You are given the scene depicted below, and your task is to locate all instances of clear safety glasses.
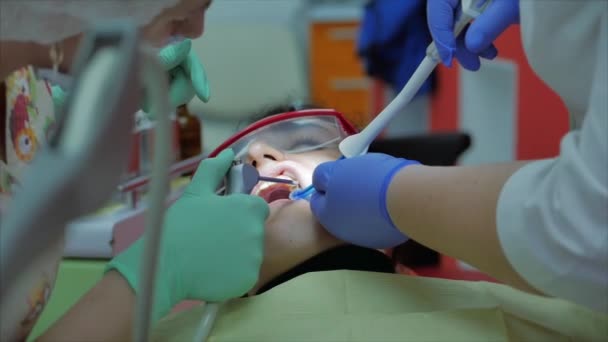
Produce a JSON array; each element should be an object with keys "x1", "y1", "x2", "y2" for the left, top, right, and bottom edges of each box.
[{"x1": 208, "y1": 109, "x2": 357, "y2": 159}]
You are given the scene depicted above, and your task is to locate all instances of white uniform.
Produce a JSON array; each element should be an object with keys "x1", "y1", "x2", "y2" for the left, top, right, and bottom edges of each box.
[{"x1": 497, "y1": 0, "x2": 608, "y2": 312}]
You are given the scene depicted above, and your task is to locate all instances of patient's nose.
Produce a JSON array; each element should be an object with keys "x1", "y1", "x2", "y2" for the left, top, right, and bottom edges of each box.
[{"x1": 247, "y1": 141, "x2": 285, "y2": 168}]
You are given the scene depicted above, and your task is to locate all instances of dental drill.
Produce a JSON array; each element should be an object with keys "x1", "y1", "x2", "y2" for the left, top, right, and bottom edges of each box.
[
  {"x1": 0, "y1": 21, "x2": 172, "y2": 342},
  {"x1": 194, "y1": 161, "x2": 297, "y2": 342},
  {"x1": 290, "y1": 0, "x2": 493, "y2": 200}
]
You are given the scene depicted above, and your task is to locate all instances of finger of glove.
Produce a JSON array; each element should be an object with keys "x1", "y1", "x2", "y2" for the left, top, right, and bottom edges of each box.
[
  {"x1": 189, "y1": 149, "x2": 236, "y2": 195},
  {"x1": 168, "y1": 68, "x2": 195, "y2": 108},
  {"x1": 50, "y1": 85, "x2": 67, "y2": 111},
  {"x1": 427, "y1": 0, "x2": 460, "y2": 66},
  {"x1": 478, "y1": 44, "x2": 498, "y2": 60},
  {"x1": 186, "y1": 51, "x2": 210, "y2": 102},
  {"x1": 455, "y1": 34, "x2": 481, "y2": 71},
  {"x1": 310, "y1": 192, "x2": 328, "y2": 224},
  {"x1": 158, "y1": 39, "x2": 192, "y2": 70},
  {"x1": 465, "y1": 0, "x2": 517, "y2": 54},
  {"x1": 312, "y1": 161, "x2": 337, "y2": 193}
]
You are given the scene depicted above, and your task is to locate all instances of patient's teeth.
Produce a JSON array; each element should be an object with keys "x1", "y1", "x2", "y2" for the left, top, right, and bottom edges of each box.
[{"x1": 253, "y1": 174, "x2": 299, "y2": 196}]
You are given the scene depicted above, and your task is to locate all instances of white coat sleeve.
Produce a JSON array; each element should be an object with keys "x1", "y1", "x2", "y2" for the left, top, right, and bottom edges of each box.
[{"x1": 496, "y1": 15, "x2": 608, "y2": 313}]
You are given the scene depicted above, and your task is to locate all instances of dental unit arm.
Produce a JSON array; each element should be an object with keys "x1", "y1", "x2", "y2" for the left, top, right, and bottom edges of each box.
[
  {"x1": 290, "y1": 0, "x2": 492, "y2": 200},
  {"x1": 0, "y1": 21, "x2": 172, "y2": 342}
]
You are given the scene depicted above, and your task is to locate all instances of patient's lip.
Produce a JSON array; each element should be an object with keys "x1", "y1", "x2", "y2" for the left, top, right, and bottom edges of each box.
[{"x1": 253, "y1": 162, "x2": 306, "y2": 195}]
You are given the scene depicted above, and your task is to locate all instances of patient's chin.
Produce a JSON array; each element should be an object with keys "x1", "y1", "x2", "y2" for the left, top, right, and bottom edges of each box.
[
  {"x1": 256, "y1": 199, "x2": 342, "y2": 293},
  {"x1": 266, "y1": 200, "x2": 312, "y2": 229},
  {"x1": 264, "y1": 199, "x2": 340, "y2": 248}
]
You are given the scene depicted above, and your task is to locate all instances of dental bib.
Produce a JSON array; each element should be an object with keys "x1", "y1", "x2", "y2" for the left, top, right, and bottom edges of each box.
[{"x1": 152, "y1": 270, "x2": 608, "y2": 342}]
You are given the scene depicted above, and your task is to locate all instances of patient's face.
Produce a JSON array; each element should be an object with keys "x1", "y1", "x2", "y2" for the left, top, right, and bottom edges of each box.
[{"x1": 245, "y1": 141, "x2": 343, "y2": 289}]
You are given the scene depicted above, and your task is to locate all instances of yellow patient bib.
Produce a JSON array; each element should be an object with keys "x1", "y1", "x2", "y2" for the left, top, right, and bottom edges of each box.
[{"x1": 152, "y1": 270, "x2": 608, "y2": 342}]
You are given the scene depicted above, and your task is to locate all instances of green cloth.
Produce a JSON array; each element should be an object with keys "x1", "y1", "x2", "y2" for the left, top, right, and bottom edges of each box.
[{"x1": 152, "y1": 270, "x2": 608, "y2": 341}]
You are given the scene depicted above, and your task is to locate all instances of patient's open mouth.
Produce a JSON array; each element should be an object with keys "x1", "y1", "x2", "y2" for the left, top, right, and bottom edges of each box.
[
  {"x1": 258, "y1": 184, "x2": 293, "y2": 203},
  {"x1": 254, "y1": 175, "x2": 299, "y2": 204}
]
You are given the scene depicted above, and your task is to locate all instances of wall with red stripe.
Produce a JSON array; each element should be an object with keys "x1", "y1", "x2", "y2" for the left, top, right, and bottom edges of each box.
[{"x1": 430, "y1": 26, "x2": 569, "y2": 161}]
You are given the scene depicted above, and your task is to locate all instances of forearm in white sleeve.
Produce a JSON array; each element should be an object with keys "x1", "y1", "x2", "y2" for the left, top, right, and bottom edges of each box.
[{"x1": 497, "y1": 17, "x2": 608, "y2": 312}]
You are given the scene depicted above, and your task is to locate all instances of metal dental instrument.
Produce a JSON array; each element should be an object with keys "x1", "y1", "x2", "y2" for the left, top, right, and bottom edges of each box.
[
  {"x1": 259, "y1": 175, "x2": 296, "y2": 185},
  {"x1": 290, "y1": 0, "x2": 493, "y2": 201}
]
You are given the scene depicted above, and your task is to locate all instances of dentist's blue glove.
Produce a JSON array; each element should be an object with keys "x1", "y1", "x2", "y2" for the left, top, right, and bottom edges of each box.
[
  {"x1": 428, "y1": 0, "x2": 520, "y2": 70},
  {"x1": 310, "y1": 153, "x2": 419, "y2": 249}
]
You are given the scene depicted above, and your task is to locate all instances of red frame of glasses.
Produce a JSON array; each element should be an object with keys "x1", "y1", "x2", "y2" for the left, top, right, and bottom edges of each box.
[{"x1": 208, "y1": 109, "x2": 358, "y2": 158}]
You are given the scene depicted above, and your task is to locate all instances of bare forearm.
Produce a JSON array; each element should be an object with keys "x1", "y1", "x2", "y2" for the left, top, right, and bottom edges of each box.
[
  {"x1": 386, "y1": 162, "x2": 540, "y2": 294},
  {"x1": 37, "y1": 271, "x2": 135, "y2": 342}
]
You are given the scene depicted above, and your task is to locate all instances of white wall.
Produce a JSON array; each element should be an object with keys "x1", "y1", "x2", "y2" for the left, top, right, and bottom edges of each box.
[
  {"x1": 459, "y1": 59, "x2": 517, "y2": 165},
  {"x1": 205, "y1": 0, "x2": 305, "y2": 24}
]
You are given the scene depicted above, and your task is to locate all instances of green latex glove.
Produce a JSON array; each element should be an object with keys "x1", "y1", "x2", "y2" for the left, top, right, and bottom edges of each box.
[
  {"x1": 50, "y1": 85, "x2": 67, "y2": 114},
  {"x1": 142, "y1": 39, "x2": 210, "y2": 113},
  {"x1": 106, "y1": 149, "x2": 269, "y2": 322}
]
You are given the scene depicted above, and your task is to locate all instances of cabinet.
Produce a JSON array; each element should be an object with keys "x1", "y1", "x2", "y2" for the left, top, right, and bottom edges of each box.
[{"x1": 309, "y1": 20, "x2": 372, "y2": 129}]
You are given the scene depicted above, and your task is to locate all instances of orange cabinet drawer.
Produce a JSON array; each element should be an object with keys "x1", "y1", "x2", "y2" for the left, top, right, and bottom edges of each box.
[
  {"x1": 310, "y1": 22, "x2": 362, "y2": 67},
  {"x1": 312, "y1": 75, "x2": 372, "y2": 128},
  {"x1": 310, "y1": 21, "x2": 372, "y2": 128}
]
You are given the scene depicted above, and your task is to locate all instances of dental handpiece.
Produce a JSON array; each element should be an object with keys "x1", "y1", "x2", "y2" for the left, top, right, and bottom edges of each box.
[
  {"x1": 196, "y1": 161, "x2": 296, "y2": 342},
  {"x1": 290, "y1": 0, "x2": 492, "y2": 202}
]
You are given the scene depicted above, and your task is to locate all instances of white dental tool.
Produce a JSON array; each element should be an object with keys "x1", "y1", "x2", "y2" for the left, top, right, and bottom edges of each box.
[{"x1": 339, "y1": 0, "x2": 492, "y2": 158}]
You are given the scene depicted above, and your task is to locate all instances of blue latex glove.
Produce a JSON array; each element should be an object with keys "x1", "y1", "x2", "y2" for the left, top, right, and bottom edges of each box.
[
  {"x1": 310, "y1": 153, "x2": 419, "y2": 249},
  {"x1": 427, "y1": 0, "x2": 520, "y2": 71}
]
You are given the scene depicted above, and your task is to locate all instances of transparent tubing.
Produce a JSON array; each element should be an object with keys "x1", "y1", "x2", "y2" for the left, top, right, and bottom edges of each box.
[
  {"x1": 132, "y1": 47, "x2": 172, "y2": 342},
  {"x1": 193, "y1": 302, "x2": 221, "y2": 342}
]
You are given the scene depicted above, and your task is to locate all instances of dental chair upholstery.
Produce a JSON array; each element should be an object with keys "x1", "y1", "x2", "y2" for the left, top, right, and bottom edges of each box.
[{"x1": 369, "y1": 132, "x2": 472, "y2": 167}]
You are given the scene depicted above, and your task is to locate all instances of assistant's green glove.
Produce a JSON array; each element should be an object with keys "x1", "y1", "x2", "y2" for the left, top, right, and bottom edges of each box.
[
  {"x1": 106, "y1": 149, "x2": 269, "y2": 322},
  {"x1": 50, "y1": 85, "x2": 67, "y2": 114},
  {"x1": 142, "y1": 39, "x2": 210, "y2": 113}
]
